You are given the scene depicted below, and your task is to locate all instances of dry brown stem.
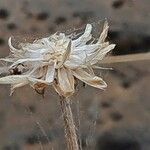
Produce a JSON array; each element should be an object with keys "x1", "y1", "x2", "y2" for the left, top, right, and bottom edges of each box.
[
  {"x1": 101, "y1": 52, "x2": 150, "y2": 64},
  {"x1": 60, "y1": 97, "x2": 79, "y2": 150}
]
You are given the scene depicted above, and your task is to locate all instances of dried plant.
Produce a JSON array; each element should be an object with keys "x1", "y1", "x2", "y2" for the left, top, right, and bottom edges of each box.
[{"x1": 0, "y1": 21, "x2": 115, "y2": 150}]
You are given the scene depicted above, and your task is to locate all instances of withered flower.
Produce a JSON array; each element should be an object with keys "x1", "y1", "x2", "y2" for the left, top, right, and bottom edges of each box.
[{"x1": 0, "y1": 21, "x2": 115, "y2": 97}]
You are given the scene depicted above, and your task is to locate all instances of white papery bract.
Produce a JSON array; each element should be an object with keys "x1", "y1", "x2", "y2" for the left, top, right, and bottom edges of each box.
[{"x1": 0, "y1": 21, "x2": 115, "y2": 97}]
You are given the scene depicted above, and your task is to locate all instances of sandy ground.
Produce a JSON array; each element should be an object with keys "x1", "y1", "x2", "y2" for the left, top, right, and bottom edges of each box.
[{"x1": 0, "y1": 0, "x2": 150, "y2": 149}]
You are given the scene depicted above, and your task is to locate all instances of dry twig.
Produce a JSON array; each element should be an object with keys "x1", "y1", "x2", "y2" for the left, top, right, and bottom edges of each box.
[{"x1": 101, "y1": 52, "x2": 150, "y2": 64}]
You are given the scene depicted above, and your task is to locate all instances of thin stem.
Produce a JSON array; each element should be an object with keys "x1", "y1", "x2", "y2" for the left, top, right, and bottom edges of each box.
[
  {"x1": 101, "y1": 52, "x2": 150, "y2": 64},
  {"x1": 60, "y1": 97, "x2": 79, "y2": 150}
]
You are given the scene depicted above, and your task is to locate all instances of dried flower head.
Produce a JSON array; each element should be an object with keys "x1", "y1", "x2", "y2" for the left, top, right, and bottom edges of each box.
[{"x1": 0, "y1": 21, "x2": 115, "y2": 97}]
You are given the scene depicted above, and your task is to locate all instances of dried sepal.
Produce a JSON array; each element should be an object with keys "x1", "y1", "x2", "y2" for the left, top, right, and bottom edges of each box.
[
  {"x1": 72, "y1": 68, "x2": 107, "y2": 89},
  {"x1": 53, "y1": 67, "x2": 74, "y2": 97}
]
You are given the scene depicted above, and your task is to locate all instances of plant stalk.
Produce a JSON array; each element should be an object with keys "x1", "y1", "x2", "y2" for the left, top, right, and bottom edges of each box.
[
  {"x1": 60, "y1": 97, "x2": 79, "y2": 150},
  {"x1": 101, "y1": 52, "x2": 150, "y2": 64}
]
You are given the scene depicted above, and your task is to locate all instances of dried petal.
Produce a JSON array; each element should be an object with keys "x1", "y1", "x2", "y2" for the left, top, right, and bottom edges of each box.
[
  {"x1": 88, "y1": 44, "x2": 116, "y2": 65},
  {"x1": 73, "y1": 24, "x2": 92, "y2": 47},
  {"x1": 56, "y1": 40, "x2": 72, "y2": 69},
  {"x1": 10, "y1": 58, "x2": 44, "y2": 68},
  {"x1": 65, "y1": 42, "x2": 109, "y2": 68},
  {"x1": 72, "y1": 68, "x2": 107, "y2": 89},
  {"x1": 0, "y1": 75, "x2": 29, "y2": 84},
  {"x1": 45, "y1": 62, "x2": 56, "y2": 83},
  {"x1": 8, "y1": 37, "x2": 19, "y2": 53},
  {"x1": 10, "y1": 81, "x2": 28, "y2": 95},
  {"x1": 98, "y1": 20, "x2": 109, "y2": 43},
  {"x1": 28, "y1": 77, "x2": 49, "y2": 85}
]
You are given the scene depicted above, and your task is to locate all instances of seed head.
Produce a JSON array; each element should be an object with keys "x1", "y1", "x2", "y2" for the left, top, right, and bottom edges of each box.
[{"x1": 0, "y1": 21, "x2": 115, "y2": 97}]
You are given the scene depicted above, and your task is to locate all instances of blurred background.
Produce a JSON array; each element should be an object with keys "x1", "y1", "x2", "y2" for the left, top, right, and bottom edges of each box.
[{"x1": 0, "y1": 0, "x2": 150, "y2": 149}]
